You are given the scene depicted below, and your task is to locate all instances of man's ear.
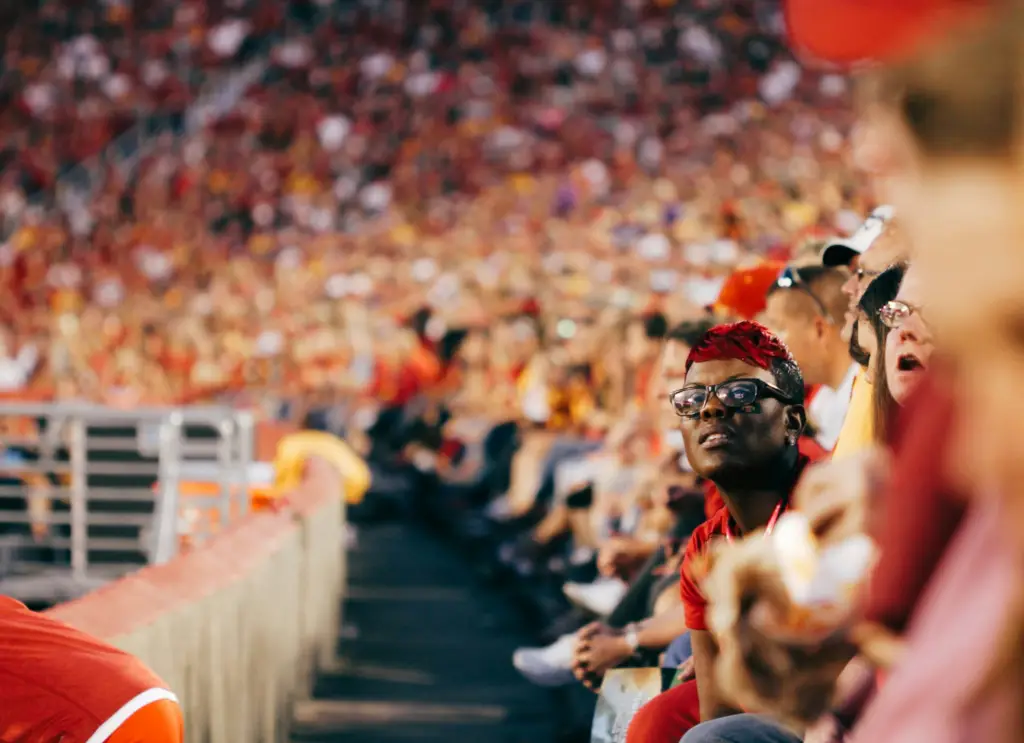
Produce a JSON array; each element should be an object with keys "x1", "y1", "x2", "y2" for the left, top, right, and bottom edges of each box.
[
  {"x1": 813, "y1": 315, "x2": 830, "y2": 340},
  {"x1": 785, "y1": 404, "x2": 807, "y2": 439}
]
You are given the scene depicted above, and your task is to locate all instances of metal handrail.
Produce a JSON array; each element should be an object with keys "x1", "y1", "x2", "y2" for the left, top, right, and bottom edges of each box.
[
  {"x1": 0, "y1": 402, "x2": 256, "y2": 604},
  {"x1": 151, "y1": 412, "x2": 183, "y2": 565}
]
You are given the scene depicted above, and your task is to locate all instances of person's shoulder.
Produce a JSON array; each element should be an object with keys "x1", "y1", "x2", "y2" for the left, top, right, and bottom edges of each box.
[
  {"x1": 797, "y1": 435, "x2": 830, "y2": 464},
  {"x1": 687, "y1": 505, "x2": 729, "y2": 555}
]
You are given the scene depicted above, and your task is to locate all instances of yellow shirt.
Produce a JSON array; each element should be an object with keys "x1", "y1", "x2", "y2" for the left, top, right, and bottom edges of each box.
[{"x1": 831, "y1": 370, "x2": 875, "y2": 459}]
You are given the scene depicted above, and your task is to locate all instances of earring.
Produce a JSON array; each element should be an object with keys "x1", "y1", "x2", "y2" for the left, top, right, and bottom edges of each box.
[{"x1": 787, "y1": 433, "x2": 797, "y2": 446}]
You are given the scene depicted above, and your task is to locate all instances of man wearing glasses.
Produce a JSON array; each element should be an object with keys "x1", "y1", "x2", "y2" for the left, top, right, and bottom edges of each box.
[
  {"x1": 764, "y1": 266, "x2": 856, "y2": 451},
  {"x1": 820, "y1": 206, "x2": 909, "y2": 457},
  {"x1": 619, "y1": 321, "x2": 825, "y2": 743}
]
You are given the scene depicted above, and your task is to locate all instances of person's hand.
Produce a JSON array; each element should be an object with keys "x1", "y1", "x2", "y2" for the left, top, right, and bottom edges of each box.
[
  {"x1": 702, "y1": 536, "x2": 859, "y2": 726},
  {"x1": 792, "y1": 449, "x2": 890, "y2": 546},
  {"x1": 675, "y1": 655, "x2": 695, "y2": 682},
  {"x1": 596, "y1": 537, "x2": 630, "y2": 577},
  {"x1": 572, "y1": 622, "x2": 633, "y2": 691}
]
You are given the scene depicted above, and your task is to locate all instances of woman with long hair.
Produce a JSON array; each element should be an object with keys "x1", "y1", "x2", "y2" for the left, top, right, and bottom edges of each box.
[{"x1": 853, "y1": 264, "x2": 906, "y2": 443}]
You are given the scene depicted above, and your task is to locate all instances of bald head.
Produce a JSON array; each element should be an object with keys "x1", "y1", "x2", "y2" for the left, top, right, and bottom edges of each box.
[
  {"x1": 763, "y1": 266, "x2": 852, "y2": 388},
  {"x1": 766, "y1": 266, "x2": 850, "y2": 324}
]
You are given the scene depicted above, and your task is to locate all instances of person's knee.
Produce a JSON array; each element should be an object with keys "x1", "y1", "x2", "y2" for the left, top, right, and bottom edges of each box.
[
  {"x1": 625, "y1": 696, "x2": 673, "y2": 743},
  {"x1": 625, "y1": 681, "x2": 700, "y2": 743},
  {"x1": 680, "y1": 715, "x2": 802, "y2": 743},
  {"x1": 661, "y1": 632, "x2": 692, "y2": 668},
  {"x1": 680, "y1": 717, "x2": 733, "y2": 743}
]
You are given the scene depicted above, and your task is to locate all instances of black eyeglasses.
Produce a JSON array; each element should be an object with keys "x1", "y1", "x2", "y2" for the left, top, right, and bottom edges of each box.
[
  {"x1": 774, "y1": 266, "x2": 835, "y2": 323},
  {"x1": 670, "y1": 378, "x2": 796, "y2": 420},
  {"x1": 879, "y1": 300, "x2": 924, "y2": 329}
]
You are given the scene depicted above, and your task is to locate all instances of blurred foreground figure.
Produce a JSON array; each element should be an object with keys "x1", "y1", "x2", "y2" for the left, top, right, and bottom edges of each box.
[
  {"x1": 693, "y1": 2, "x2": 1024, "y2": 743},
  {"x1": 0, "y1": 597, "x2": 182, "y2": 742}
]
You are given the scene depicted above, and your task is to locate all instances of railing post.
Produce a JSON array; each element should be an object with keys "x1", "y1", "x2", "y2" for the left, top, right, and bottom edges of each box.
[
  {"x1": 236, "y1": 411, "x2": 254, "y2": 516},
  {"x1": 68, "y1": 418, "x2": 88, "y2": 582},
  {"x1": 217, "y1": 417, "x2": 236, "y2": 527},
  {"x1": 152, "y1": 412, "x2": 184, "y2": 564}
]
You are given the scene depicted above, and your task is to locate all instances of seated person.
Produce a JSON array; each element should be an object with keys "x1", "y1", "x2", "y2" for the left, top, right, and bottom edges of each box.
[
  {"x1": 564, "y1": 321, "x2": 824, "y2": 742},
  {"x1": 680, "y1": 266, "x2": 938, "y2": 743},
  {"x1": 500, "y1": 319, "x2": 710, "y2": 561},
  {"x1": 511, "y1": 458, "x2": 707, "y2": 687}
]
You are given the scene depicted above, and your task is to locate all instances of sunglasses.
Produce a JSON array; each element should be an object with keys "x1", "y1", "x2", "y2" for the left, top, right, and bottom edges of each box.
[
  {"x1": 775, "y1": 266, "x2": 834, "y2": 323},
  {"x1": 670, "y1": 378, "x2": 796, "y2": 420},
  {"x1": 879, "y1": 300, "x2": 924, "y2": 330},
  {"x1": 853, "y1": 266, "x2": 881, "y2": 282}
]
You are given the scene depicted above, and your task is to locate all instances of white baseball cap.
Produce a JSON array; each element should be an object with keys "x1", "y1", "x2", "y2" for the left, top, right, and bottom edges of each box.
[{"x1": 821, "y1": 205, "x2": 895, "y2": 267}]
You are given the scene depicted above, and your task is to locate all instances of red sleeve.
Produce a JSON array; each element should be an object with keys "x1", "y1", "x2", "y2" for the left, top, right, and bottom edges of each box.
[
  {"x1": 864, "y1": 371, "x2": 966, "y2": 632},
  {"x1": 679, "y1": 514, "x2": 724, "y2": 631}
]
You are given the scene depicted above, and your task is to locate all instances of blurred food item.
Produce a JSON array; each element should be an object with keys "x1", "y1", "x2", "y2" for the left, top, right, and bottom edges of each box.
[{"x1": 771, "y1": 512, "x2": 877, "y2": 625}]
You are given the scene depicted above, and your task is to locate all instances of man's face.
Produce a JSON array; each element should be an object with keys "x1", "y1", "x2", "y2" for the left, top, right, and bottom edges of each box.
[
  {"x1": 763, "y1": 290, "x2": 825, "y2": 386},
  {"x1": 840, "y1": 225, "x2": 910, "y2": 342},
  {"x1": 678, "y1": 358, "x2": 798, "y2": 482}
]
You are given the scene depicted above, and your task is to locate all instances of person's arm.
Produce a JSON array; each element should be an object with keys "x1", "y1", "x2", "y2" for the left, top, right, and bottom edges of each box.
[
  {"x1": 597, "y1": 535, "x2": 659, "y2": 577},
  {"x1": 690, "y1": 629, "x2": 728, "y2": 722},
  {"x1": 633, "y1": 604, "x2": 689, "y2": 648},
  {"x1": 572, "y1": 605, "x2": 691, "y2": 687},
  {"x1": 15, "y1": 342, "x2": 39, "y2": 382},
  {"x1": 676, "y1": 530, "x2": 740, "y2": 721}
]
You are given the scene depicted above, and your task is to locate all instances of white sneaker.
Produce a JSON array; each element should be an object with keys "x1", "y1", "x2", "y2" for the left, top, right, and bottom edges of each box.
[
  {"x1": 512, "y1": 632, "x2": 578, "y2": 687},
  {"x1": 563, "y1": 578, "x2": 628, "y2": 617},
  {"x1": 485, "y1": 496, "x2": 515, "y2": 520}
]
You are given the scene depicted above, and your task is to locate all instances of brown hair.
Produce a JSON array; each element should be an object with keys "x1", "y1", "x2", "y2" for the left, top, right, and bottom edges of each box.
[{"x1": 856, "y1": 264, "x2": 906, "y2": 443}]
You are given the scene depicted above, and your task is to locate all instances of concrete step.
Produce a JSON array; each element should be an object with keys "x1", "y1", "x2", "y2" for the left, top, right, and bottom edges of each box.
[{"x1": 293, "y1": 522, "x2": 561, "y2": 742}]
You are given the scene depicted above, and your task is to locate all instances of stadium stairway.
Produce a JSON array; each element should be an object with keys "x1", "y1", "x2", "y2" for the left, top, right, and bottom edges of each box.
[{"x1": 290, "y1": 522, "x2": 564, "y2": 743}]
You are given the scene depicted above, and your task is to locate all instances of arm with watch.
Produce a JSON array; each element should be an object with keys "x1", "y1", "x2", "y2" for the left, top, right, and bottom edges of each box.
[{"x1": 571, "y1": 606, "x2": 690, "y2": 690}]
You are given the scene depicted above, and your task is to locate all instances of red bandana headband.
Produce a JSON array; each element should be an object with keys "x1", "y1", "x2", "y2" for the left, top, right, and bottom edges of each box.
[{"x1": 684, "y1": 321, "x2": 795, "y2": 374}]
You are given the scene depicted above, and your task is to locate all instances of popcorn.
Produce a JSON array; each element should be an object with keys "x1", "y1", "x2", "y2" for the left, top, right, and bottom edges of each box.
[{"x1": 771, "y1": 512, "x2": 877, "y2": 619}]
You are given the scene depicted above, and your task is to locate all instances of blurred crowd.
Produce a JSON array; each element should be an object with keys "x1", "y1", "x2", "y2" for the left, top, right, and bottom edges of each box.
[
  {"x1": 10, "y1": 2, "x2": 1024, "y2": 743},
  {"x1": 0, "y1": 0, "x2": 867, "y2": 418}
]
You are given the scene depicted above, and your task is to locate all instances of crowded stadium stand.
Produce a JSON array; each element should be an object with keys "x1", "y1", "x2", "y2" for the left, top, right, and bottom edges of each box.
[{"x1": 0, "y1": 0, "x2": 895, "y2": 740}]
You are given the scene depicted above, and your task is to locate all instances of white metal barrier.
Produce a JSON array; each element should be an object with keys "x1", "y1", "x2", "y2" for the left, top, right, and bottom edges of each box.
[{"x1": 0, "y1": 403, "x2": 255, "y2": 606}]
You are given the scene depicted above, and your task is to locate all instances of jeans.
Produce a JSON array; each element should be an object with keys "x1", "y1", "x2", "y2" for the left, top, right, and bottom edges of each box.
[
  {"x1": 662, "y1": 632, "x2": 692, "y2": 669},
  {"x1": 680, "y1": 715, "x2": 803, "y2": 743}
]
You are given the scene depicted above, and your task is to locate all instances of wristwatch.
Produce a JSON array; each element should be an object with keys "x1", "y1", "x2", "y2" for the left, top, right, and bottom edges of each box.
[{"x1": 623, "y1": 622, "x2": 641, "y2": 653}]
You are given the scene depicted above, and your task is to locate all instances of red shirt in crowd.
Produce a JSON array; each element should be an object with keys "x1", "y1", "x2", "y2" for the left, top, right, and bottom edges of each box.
[
  {"x1": 684, "y1": 450, "x2": 823, "y2": 630},
  {"x1": 0, "y1": 597, "x2": 182, "y2": 742},
  {"x1": 866, "y1": 368, "x2": 966, "y2": 631}
]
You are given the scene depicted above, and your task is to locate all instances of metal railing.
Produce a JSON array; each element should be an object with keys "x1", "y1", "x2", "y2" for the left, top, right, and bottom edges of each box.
[{"x1": 0, "y1": 403, "x2": 255, "y2": 606}]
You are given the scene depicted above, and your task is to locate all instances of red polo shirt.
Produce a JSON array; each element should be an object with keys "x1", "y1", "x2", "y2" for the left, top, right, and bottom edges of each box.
[{"x1": 682, "y1": 450, "x2": 824, "y2": 631}]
